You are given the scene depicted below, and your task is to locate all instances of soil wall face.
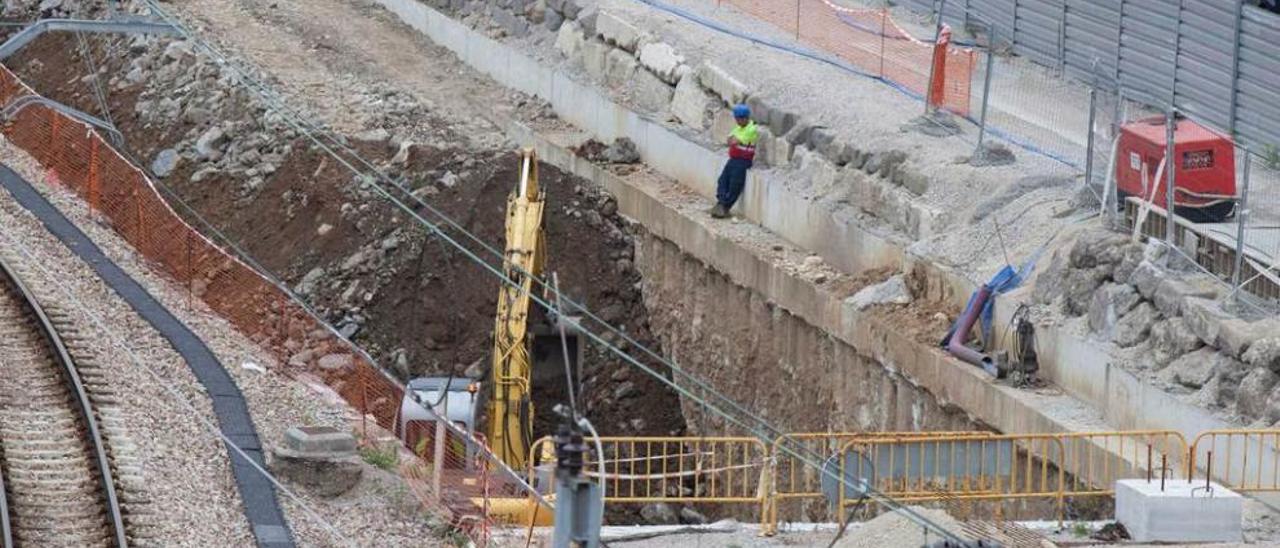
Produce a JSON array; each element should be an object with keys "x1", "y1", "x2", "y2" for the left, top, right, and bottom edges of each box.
[{"x1": 634, "y1": 232, "x2": 980, "y2": 435}]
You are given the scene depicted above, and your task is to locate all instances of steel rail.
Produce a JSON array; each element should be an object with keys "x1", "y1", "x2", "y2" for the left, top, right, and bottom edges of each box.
[{"x1": 0, "y1": 256, "x2": 127, "y2": 547}]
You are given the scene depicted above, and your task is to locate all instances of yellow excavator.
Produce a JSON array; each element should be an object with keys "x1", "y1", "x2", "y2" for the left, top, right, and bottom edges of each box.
[{"x1": 487, "y1": 148, "x2": 547, "y2": 472}]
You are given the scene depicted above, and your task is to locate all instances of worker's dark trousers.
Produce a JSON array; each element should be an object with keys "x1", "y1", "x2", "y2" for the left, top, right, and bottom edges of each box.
[{"x1": 716, "y1": 158, "x2": 752, "y2": 209}]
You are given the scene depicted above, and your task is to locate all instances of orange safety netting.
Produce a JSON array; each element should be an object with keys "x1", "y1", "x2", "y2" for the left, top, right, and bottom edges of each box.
[
  {"x1": 721, "y1": 0, "x2": 975, "y2": 116},
  {"x1": 0, "y1": 65, "x2": 540, "y2": 546}
]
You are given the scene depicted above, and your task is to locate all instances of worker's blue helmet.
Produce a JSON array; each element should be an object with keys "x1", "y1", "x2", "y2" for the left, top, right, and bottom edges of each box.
[{"x1": 732, "y1": 104, "x2": 750, "y2": 119}]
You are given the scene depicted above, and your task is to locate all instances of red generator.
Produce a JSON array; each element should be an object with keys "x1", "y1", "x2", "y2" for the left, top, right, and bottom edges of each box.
[{"x1": 1116, "y1": 115, "x2": 1236, "y2": 222}]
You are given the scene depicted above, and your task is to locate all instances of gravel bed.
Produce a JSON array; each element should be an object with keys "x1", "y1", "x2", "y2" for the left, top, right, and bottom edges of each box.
[{"x1": 0, "y1": 138, "x2": 437, "y2": 546}]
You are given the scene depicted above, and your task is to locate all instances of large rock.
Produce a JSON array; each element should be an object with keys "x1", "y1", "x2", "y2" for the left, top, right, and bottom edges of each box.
[
  {"x1": 555, "y1": 20, "x2": 585, "y2": 59},
  {"x1": 1237, "y1": 368, "x2": 1279, "y2": 420},
  {"x1": 1212, "y1": 353, "x2": 1251, "y2": 407},
  {"x1": 845, "y1": 274, "x2": 912, "y2": 311},
  {"x1": 1088, "y1": 283, "x2": 1139, "y2": 336},
  {"x1": 1113, "y1": 243, "x2": 1146, "y2": 284},
  {"x1": 582, "y1": 38, "x2": 610, "y2": 82},
  {"x1": 696, "y1": 61, "x2": 748, "y2": 105},
  {"x1": 640, "y1": 502, "x2": 678, "y2": 525},
  {"x1": 1219, "y1": 318, "x2": 1280, "y2": 359},
  {"x1": 1128, "y1": 260, "x2": 1164, "y2": 299},
  {"x1": 1114, "y1": 302, "x2": 1158, "y2": 348},
  {"x1": 596, "y1": 10, "x2": 642, "y2": 52},
  {"x1": 1244, "y1": 337, "x2": 1280, "y2": 372},
  {"x1": 1161, "y1": 347, "x2": 1219, "y2": 389},
  {"x1": 1149, "y1": 317, "x2": 1203, "y2": 367},
  {"x1": 151, "y1": 148, "x2": 180, "y2": 178},
  {"x1": 1069, "y1": 229, "x2": 1130, "y2": 272},
  {"x1": 638, "y1": 42, "x2": 684, "y2": 84},
  {"x1": 1153, "y1": 277, "x2": 1222, "y2": 318},
  {"x1": 604, "y1": 47, "x2": 638, "y2": 85},
  {"x1": 1182, "y1": 297, "x2": 1231, "y2": 347},
  {"x1": 671, "y1": 73, "x2": 717, "y2": 130},
  {"x1": 1063, "y1": 266, "x2": 1109, "y2": 316},
  {"x1": 628, "y1": 67, "x2": 674, "y2": 113},
  {"x1": 1032, "y1": 249, "x2": 1069, "y2": 305},
  {"x1": 195, "y1": 126, "x2": 229, "y2": 161}
]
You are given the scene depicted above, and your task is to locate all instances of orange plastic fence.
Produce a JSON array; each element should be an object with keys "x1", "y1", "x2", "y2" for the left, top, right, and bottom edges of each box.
[
  {"x1": 720, "y1": 0, "x2": 975, "y2": 116},
  {"x1": 0, "y1": 65, "x2": 531, "y2": 546}
]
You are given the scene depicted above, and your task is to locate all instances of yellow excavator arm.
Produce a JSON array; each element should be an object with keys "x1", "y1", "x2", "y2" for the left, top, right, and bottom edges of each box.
[{"x1": 487, "y1": 149, "x2": 546, "y2": 471}]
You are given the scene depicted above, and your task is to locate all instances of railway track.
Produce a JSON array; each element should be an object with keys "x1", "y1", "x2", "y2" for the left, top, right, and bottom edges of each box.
[{"x1": 0, "y1": 255, "x2": 131, "y2": 547}]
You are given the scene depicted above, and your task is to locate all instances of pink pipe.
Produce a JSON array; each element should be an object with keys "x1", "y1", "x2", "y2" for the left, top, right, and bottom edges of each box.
[{"x1": 947, "y1": 284, "x2": 996, "y2": 375}]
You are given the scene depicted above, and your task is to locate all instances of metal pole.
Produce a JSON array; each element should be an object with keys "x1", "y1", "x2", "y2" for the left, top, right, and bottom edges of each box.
[
  {"x1": 432, "y1": 393, "x2": 448, "y2": 501},
  {"x1": 1232, "y1": 148, "x2": 1252, "y2": 298},
  {"x1": 1114, "y1": 0, "x2": 1125, "y2": 83},
  {"x1": 1165, "y1": 108, "x2": 1178, "y2": 247},
  {"x1": 1170, "y1": 0, "x2": 1185, "y2": 108},
  {"x1": 924, "y1": 0, "x2": 949, "y2": 114},
  {"x1": 795, "y1": 0, "x2": 800, "y2": 41},
  {"x1": 1084, "y1": 86, "x2": 1098, "y2": 197},
  {"x1": 974, "y1": 23, "x2": 996, "y2": 157},
  {"x1": 1228, "y1": 0, "x2": 1245, "y2": 136}
]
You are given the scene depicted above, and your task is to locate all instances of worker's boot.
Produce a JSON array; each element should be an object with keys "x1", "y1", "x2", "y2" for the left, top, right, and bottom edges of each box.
[{"x1": 709, "y1": 204, "x2": 729, "y2": 218}]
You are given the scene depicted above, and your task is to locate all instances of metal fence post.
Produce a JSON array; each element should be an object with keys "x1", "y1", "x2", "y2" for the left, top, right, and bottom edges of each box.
[
  {"x1": 1232, "y1": 149, "x2": 1251, "y2": 298},
  {"x1": 1170, "y1": 0, "x2": 1186, "y2": 108},
  {"x1": 1084, "y1": 86, "x2": 1097, "y2": 198},
  {"x1": 1228, "y1": 0, "x2": 1245, "y2": 136},
  {"x1": 974, "y1": 23, "x2": 995, "y2": 156},
  {"x1": 1165, "y1": 108, "x2": 1178, "y2": 247},
  {"x1": 1114, "y1": 0, "x2": 1125, "y2": 83},
  {"x1": 795, "y1": 0, "x2": 800, "y2": 40}
]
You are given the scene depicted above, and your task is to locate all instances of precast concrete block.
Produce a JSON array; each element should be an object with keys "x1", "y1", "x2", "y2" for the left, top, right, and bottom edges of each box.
[
  {"x1": 597, "y1": 10, "x2": 641, "y2": 51},
  {"x1": 284, "y1": 426, "x2": 357, "y2": 455},
  {"x1": 696, "y1": 61, "x2": 747, "y2": 105},
  {"x1": 1115, "y1": 479, "x2": 1242, "y2": 543}
]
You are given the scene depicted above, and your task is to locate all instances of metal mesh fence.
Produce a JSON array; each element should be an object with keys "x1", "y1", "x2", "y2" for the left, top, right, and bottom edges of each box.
[{"x1": 720, "y1": 0, "x2": 976, "y2": 115}]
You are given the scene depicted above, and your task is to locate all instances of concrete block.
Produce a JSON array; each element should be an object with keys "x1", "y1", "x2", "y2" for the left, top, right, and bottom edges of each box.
[
  {"x1": 671, "y1": 73, "x2": 716, "y2": 130},
  {"x1": 629, "y1": 67, "x2": 674, "y2": 113},
  {"x1": 1182, "y1": 297, "x2": 1230, "y2": 347},
  {"x1": 597, "y1": 10, "x2": 641, "y2": 52},
  {"x1": 745, "y1": 95, "x2": 770, "y2": 129},
  {"x1": 581, "y1": 38, "x2": 609, "y2": 82},
  {"x1": 284, "y1": 426, "x2": 357, "y2": 455},
  {"x1": 1219, "y1": 318, "x2": 1280, "y2": 359},
  {"x1": 638, "y1": 42, "x2": 684, "y2": 84},
  {"x1": 1154, "y1": 278, "x2": 1222, "y2": 318},
  {"x1": 604, "y1": 47, "x2": 638, "y2": 86},
  {"x1": 1115, "y1": 479, "x2": 1242, "y2": 543},
  {"x1": 554, "y1": 20, "x2": 584, "y2": 59},
  {"x1": 696, "y1": 61, "x2": 748, "y2": 105}
]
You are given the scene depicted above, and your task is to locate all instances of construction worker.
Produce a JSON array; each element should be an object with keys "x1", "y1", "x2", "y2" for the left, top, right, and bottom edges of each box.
[{"x1": 710, "y1": 104, "x2": 758, "y2": 219}]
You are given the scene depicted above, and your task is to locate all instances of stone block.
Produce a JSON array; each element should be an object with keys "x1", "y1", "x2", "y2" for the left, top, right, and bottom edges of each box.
[
  {"x1": 1161, "y1": 347, "x2": 1219, "y2": 389},
  {"x1": 637, "y1": 42, "x2": 684, "y2": 84},
  {"x1": 1237, "y1": 367, "x2": 1278, "y2": 419},
  {"x1": 1063, "y1": 266, "x2": 1109, "y2": 317},
  {"x1": 604, "y1": 47, "x2": 637, "y2": 85},
  {"x1": 629, "y1": 67, "x2": 674, "y2": 113},
  {"x1": 670, "y1": 73, "x2": 716, "y2": 130},
  {"x1": 555, "y1": 20, "x2": 584, "y2": 59},
  {"x1": 768, "y1": 108, "x2": 798, "y2": 136},
  {"x1": 696, "y1": 61, "x2": 748, "y2": 105},
  {"x1": 597, "y1": 10, "x2": 641, "y2": 51},
  {"x1": 1244, "y1": 337, "x2": 1280, "y2": 372},
  {"x1": 1115, "y1": 479, "x2": 1242, "y2": 543},
  {"x1": 1219, "y1": 318, "x2": 1280, "y2": 359},
  {"x1": 745, "y1": 95, "x2": 770, "y2": 128},
  {"x1": 1069, "y1": 229, "x2": 1130, "y2": 270},
  {"x1": 1182, "y1": 297, "x2": 1230, "y2": 347},
  {"x1": 900, "y1": 170, "x2": 930, "y2": 196},
  {"x1": 285, "y1": 426, "x2": 357, "y2": 454},
  {"x1": 582, "y1": 38, "x2": 609, "y2": 82},
  {"x1": 1115, "y1": 301, "x2": 1158, "y2": 348},
  {"x1": 1129, "y1": 260, "x2": 1164, "y2": 299},
  {"x1": 1150, "y1": 317, "x2": 1203, "y2": 367},
  {"x1": 1153, "y1": 277, "x2": 1220, "y2": 318},
  {"x1": 845, "y1": 274, "x2": 912, "y2": 311},
  {"x1": 1088, "y1": 282, "x2": 1139, "y2": 336}
]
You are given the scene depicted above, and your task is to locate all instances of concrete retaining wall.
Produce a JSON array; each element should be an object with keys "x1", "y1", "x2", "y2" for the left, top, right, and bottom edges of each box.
[{"x1": 371, "y1": 0, "x2": 1271, "y2": 498}]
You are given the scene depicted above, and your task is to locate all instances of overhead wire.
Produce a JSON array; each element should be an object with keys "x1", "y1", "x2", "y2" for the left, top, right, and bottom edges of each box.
[{"x1": 76, "y1": 1, "x2": 975, "y2": 540}]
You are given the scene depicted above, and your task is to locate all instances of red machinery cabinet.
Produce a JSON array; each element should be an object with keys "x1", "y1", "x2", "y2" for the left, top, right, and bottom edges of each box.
[{"x1": 1116, "y1": 115, "x2": 1236, "y2": 222}]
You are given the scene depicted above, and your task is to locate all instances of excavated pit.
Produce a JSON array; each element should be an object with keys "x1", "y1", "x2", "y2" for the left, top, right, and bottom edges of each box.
[{"x1": 5, "y1": 32, "x2": 686, "y2": 440}]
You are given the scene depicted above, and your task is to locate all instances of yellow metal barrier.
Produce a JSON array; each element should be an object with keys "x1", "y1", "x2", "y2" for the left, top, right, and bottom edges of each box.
[
  {"x1": 528, "y1": 436, "x2": 770, "y2": 520},
  {"x1": 1190, "y1": 430, "x2": 1280, "y2": 492},
  {"x1": 1057, "y1": 430, "x2": 1188, "y2": 497},
  {"x1": 765, "y1": 431, "x2": 993, "y2": 533},
  {"x1": 834, "y1": 434, "x2": 1066, "y2": 526}
]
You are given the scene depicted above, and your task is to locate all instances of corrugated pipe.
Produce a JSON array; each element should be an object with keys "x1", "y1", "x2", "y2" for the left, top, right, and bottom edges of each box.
[{"x1": 947, "y1": 284, "x2": 997, "y2": 376}]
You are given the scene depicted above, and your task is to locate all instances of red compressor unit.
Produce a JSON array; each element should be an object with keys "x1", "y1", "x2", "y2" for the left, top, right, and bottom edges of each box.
[{"x1": 1116, "y1": 115, "x2": 1236, "y2": 222}]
